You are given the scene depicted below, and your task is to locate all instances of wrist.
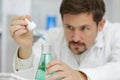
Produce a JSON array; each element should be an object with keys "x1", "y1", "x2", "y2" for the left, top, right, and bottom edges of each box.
[
  {"x1": 75, "y1": 70, "x2": 87, "y2": 80},
  {"x1": 18, "y1": 47, "x2": 32, "y2": 59}
]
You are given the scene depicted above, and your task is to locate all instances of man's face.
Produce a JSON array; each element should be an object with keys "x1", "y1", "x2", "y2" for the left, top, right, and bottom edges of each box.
[{"x1": 62, "y1": 13, "x2": 104, "y2": 54}]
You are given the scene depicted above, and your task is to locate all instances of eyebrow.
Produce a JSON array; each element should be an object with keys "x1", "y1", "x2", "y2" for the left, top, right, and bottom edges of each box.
[
  {"x1": 64, "y1": 24, "x2": 91, "y2": 28},
  {"x1": 64, "y1": 24, "x2": 73, "y2": 27}
]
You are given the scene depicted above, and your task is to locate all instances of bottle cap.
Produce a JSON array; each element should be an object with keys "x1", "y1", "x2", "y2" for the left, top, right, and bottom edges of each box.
[{"x1": 25, "y1": 18, "x2": 36, "y2": 31}]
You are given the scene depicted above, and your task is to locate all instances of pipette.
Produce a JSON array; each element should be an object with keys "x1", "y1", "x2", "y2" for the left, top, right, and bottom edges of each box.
[
  {"x1": 25, "y1": 18, "x2": 36, "y2": 31},
  {"x1": 25, "y1": 18, "x2": 48, "y2": 44}
]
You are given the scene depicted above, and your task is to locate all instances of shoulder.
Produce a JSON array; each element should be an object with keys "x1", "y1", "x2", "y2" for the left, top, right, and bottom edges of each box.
[
  {"x1": 103, "y1": 20, "x2": 120, "y2": 45},
  {"x1": 103, "y1": 20, "x2": 120, "y2": 33}
]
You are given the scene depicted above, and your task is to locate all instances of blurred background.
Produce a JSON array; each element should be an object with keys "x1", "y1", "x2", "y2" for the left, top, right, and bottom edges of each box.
[{"x1": 0, "y1": 0, "x2": 120, "y2": 73}]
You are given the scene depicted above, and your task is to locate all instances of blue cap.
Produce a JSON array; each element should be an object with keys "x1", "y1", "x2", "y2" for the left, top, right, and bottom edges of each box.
[{"x1": 46, "y1": 15, "x2": 56, "y2": 30}]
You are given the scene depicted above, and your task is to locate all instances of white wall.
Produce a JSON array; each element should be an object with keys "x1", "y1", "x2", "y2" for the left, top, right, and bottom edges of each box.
[
  {"x1": 1, "y1": 0, "x2": 31, "y2": 72},
  {"x1": 31, "y1": 0, "x2": 62, "y2": 30},
  {"x1": 105, "y1": 0, "x2": 120, "y2": 22}
]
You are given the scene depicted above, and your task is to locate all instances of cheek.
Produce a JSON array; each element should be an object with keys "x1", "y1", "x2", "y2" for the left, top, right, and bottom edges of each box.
[
  {"x1": 66, "y1": 33, "x2": 73, "y2": 41},
  {"x1": 64, "y1": 30, "x2": 71, "y2": 41},
  {"x1": 84, "y1": 33, "x2": 97, "y2": 47}
]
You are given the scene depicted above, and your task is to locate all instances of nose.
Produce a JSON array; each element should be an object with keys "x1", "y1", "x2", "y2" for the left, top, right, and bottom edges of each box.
[{"x1": 72, "y1": 30, "x2": 83, "y2": 42}]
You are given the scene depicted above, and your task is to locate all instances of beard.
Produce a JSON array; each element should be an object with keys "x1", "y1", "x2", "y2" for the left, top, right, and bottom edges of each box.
[{"x1": 68, "y1": 41, "x2": 87, "y2": 55}]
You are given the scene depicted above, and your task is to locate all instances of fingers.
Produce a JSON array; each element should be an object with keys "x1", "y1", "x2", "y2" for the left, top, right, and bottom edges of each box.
[
  {"x1": 62, "y1": 78, "x2": 70, "y2": 80},
  {"x1": 11, "y1": 15, "x2": 31, "y2": 26},
  {"x1": 12, "y1": 16, "x2": 25, "y2": 21},
  {"x1": 46, "y1": 65, "x2": 63, "y2": 74},
  {"x1": 10, "y1": 15, "x2": 30, "y2": 37},
  {"x1": 46, "y1": 72, "x2": 65, "y2": 80},
  {"x1": 14, "y1": 28, "x2": 27, "y2": 37},
  {"x1": 11, "y1": 19, "x2": 28, "y2": 26},
  {"x1": 47, "y1": 59, "x2": 63, "y2": 68},
  {"x1": 46, "y1": 59, "x2": 66, "y2": 80},
  {"x1": 46, "y1": 59, "x2": 80, "y2": 80},
  {"x1": 9, "y1": 25, "x2": 27, "y2": 37},
  {"x1": 26, "y1": 15, "x2": 31, "y2": 21},
  {"x1": 12, "y1": 15, "x2": 30, "y2": 21}
]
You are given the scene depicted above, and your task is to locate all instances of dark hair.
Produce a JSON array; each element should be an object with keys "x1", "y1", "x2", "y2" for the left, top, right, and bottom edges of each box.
[{"x1": 60, "y1": 0, "x2": 105, "y2": 24}]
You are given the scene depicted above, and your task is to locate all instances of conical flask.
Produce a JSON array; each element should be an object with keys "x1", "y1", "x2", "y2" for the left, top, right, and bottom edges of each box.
[{"x1": 35, "y1": 44, "x2": 53, "y2": 80}]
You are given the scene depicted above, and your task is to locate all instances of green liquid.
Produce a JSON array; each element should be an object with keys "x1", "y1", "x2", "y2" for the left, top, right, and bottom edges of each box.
[
  {"x1": 35, "y1": 69, "x2": 45, "y2": 80},
  {"x1": 35, "y1": 53, "x2": 53, "y2": 80}
]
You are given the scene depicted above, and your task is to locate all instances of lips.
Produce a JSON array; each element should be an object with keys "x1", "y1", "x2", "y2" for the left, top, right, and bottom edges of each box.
[
  {"x1": 70, "y1": 44, "x2": 82, "y2": 50},
  {"x1": 72, "y1": 43, "x2": 80, "y2": 47}
]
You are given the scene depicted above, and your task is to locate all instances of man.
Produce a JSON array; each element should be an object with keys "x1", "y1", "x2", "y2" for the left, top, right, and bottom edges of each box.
[{"x1": 10, "y1": 0, "x2": 120, "y2": 80}]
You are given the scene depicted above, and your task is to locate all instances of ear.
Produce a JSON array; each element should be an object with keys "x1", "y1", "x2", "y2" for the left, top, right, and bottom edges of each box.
[{"x1": 98, "y1": 19, "x2": 105, "y2": 32}]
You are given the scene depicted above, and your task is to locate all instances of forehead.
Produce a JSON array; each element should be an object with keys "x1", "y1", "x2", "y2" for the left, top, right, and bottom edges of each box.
[{"x1": 62, "y1": 13, "x2": 96, "y2": 27}]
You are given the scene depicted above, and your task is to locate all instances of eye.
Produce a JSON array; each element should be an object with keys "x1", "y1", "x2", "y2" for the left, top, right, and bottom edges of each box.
[
  {"x1": 66, "y1": 25, "x2": 74, "y2": 30},
  {"x1": 80, "y1": 26, "x2": 90, "y2": 31}
]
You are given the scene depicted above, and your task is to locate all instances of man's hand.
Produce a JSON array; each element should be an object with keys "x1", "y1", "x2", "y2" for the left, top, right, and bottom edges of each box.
[
  {"x1": 46, "y1": 59, "x2": 87, "y2": 80},
  {"x1": 9, "y1": 15, "x2": 33, "y2": 48},
  {"x1": 9, "y1": 15, "x2": 33, "y2": 59}
]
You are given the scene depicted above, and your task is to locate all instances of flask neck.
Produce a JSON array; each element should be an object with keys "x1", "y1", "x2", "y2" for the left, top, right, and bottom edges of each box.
[{"x1": 42, "y1": 45, "x2": 52, "y2": 54}]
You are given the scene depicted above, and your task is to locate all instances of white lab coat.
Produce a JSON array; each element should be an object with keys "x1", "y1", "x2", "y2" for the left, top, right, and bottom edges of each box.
[{"x1": 13, "y1": 20, "x2": 120, "y2": 80}]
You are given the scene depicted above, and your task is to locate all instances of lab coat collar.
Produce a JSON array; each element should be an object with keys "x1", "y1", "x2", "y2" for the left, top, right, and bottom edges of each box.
[{"x1": 94, "y1": 30, "x2": 104, "y2": 48}]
